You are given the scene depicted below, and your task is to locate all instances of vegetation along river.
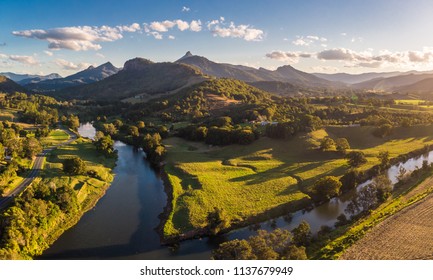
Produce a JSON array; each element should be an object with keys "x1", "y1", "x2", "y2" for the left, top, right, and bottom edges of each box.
[{"x1": 42, "y1": 123, "x2": 433, "y2": 259}]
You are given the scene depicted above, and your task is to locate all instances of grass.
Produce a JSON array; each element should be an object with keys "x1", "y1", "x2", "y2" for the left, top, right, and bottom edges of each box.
[
  {"x1": 394, "y1": 99, "x2": 424, "y2": 105},
  {"x1": 0, "y1": 108, "x2": 19, "y2": 121},
  {"x1": 41, "y1": 129, "x2": 70, "y2": 146},
  {"x1": 163, "y1": 124, "x2": 433, "y2": 237},
  {"x1": 42, "y1": 138, "x2": 115, "y2": 208}
]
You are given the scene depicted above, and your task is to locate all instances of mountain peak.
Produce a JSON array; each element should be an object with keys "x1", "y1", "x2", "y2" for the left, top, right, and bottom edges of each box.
[
  {"x1": 124, "y1": 57, "x2": 154, "y2": 71},
  {"x1": 177, "y1": 51, "x2": 195, "y2": 62}
]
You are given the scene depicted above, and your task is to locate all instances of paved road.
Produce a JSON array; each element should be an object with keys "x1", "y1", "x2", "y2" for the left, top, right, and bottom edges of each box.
[{"x1": 0, "y1": 128, "x2": 77, "y2": 210}]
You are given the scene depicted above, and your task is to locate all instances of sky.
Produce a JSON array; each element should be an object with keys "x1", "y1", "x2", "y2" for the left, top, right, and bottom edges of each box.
[{"x1": 2, "y1": 0, "x2": 433, "y2": 76}]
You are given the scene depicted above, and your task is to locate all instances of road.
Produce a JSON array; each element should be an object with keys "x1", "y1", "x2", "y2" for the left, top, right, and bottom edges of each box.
[{"x1": 0, "y1": 127, "x2": 77, "y2": 210}]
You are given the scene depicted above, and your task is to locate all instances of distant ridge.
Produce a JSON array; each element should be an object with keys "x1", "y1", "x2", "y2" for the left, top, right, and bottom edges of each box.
[
  {"x1": 24, "y1": 62, "x2": 120, "y2": 92},
  {"x1": 176, "y1": 51, "x2": 336, "y2": 88}
]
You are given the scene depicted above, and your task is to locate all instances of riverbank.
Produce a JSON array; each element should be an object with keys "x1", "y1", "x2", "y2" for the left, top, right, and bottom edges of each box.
[
  {"x1": 158, "y1": 128, "x2": 433, "y2": 246},
  {"x1": 314, "y1": 163, "x2": 433, "y2": 259},
  {"x1": 0, "y1": 135, "x2": 116, "y2": 259}
]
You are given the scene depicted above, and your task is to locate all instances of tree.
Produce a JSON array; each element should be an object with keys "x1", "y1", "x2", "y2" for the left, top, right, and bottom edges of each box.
[
  {"x1": 212, "y1": 239, "x2": 255, "y2": 260},
  {"x1": 23, "y1": 137, "x2": 42, "y2": 158},
  {"x1": 335, "y1": 138, "x2": 350, "y2": 154},
  {"x1": 94, "y1": 135, "x2": 115, "y2": 157},
  {"x1": 128, "y1": 125, "x2": 139, "y2": 137},
  {"x1": 292, "y1": 221, "x2": 311, "y2": 246},
  {"x1": 373, "y1": 175, "x2": 392, "y2": 202},
  {"x1": 207, "y1": 207, "x2": 230, "y2": 235},
  {"x1": 339, "y1": 169, "x2": 361, "y2": 193},
  {"x1": 373, "y1": 124, "x2": 393, "y2": 138},
  {"x1": 312, "y1": 176, "x2": 342, "y2": 201},
  {"x1": 320, "y1": 137, "x2": 335, "y2": 151},
  {"x1": 378, "y1": 151, "x2": 390, "y2": 168},
  {"x1": 347, "y1": 151, "x2": 367, "y2": 167},
  {"x1": 63, "y1": 157, "x2": 86, "y2": 175}
]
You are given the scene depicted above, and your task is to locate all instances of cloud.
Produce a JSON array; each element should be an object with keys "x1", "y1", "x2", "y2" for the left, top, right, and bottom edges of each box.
[
  {"x1": 0, "y1": 43, "x2": 6, "y2": 47},
  {"x1": 12, "y1": 24, "x2": 140, "y2": 51},
  {"x1": 168, "y1": 35, "x2": 175, "y2": 40},
  {"x1": 311, "y1": 65, "x2": 340, "y2": 73},
  {"x1": 190, "y1": 20, "x2": 202, "y2": 32},
  {"x1": 148, "y1": 31, "x2": 163, "y2": 40},
  {"x1": 182, "y1": 6, "x2": 190, "y2": 12},
  {"x1": 9, "y1": 55, "x2": 39, "y2": 65},
  {"x1": 209, "y1": 21, "x2": 263, "y2": 41},
  {"x1": 0, "y1": 53, "x2": 7, "y2": 59},
  {"x1": 55, "y1": 58, "x2": 92, "y2": 70},
  {"x1": 175, "y1": 20, "x2": 190, "y2": 31},
  {"x1": 96, "y1": 53, "x2": 105, "y2": 58},
  {"x1": 44, "y1": 50, "x2": 53, "y2": 56},
  {"x1": 292, "y1": 35, "x2": 327, "y2": 46},
  {"x1": 149, "y1": 20, "x2": 176, "y2": 32},
  {"x1": 265, "y1": 51, "x2": 312, "y2": 63},
  {"x1": 146, "y1": 19, "x2": 201, "y2": 34},
  {"x1": 117, "y1": 23, "x2": 141, "y2": 32}
]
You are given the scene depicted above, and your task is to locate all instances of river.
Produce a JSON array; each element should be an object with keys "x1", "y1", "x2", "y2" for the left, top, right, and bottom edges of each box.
[{"x1": 42, "y1": 123, "x2": 433, "y2": 259}]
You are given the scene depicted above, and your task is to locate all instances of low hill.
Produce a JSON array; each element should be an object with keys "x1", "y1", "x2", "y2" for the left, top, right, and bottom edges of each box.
[
  {"x1": 55, "y1": 58, "x2": 206, "y2": 100},
  {"x1": 0, "y1": 75, "x2": 28, "y2": 93},
  {"x1": 352, "y1": 73, "x2": 433, "y2": 91},
  {"x1": 17, "y1": 73, "x2": 62, "y2": 85},
  {"x1": 25, "y1": 62, "x2": 120, "y2": 92},
  {"x1": 396, "y1": 77, "x2": 433, "y2": 96}
]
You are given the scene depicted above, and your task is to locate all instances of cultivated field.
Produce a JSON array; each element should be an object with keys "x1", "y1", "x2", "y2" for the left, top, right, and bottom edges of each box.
[{"x1": 341, "y1": 192, "x2": 433, "y2": 259}]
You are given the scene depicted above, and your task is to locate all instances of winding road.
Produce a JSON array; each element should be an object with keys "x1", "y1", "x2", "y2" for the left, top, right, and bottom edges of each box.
[{"x1": 0, "y1": 127, "x2": 77, "y2": 210}]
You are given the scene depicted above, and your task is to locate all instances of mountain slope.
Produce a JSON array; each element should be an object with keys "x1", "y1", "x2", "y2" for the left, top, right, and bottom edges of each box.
[
  {"x1": 313, "y1": 72, "x2": 403, "y2": 84},
  {"x1": 55, "y1": 58, "x2": 206, "y2": 100},
  {"x1": 176, "y1": 52, "x2": 335, "y2": 88},
  {"x1": 17, "y1": 73, "x2": 62, "y2": 85},
  {"x1": 352, "y1": 73, "x2": 433, "y2": 91},
  {"x1": 396, "y1": 77, "x2": 433, "y2": 94},
  {"x1": 25, "y1": 62, "x2": 120, "y2": 92},
  {"x1": 0, "y1": 72, "x2": 61, "y2": 83},
  {"x1": 0, "y1": 75, "x2": 28, "y2": 93}
]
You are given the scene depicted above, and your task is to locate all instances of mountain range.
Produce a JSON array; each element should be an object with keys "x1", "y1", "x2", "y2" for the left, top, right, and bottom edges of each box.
[
  {"x1": 3, "y1": 51, "x2": 433, "y2": 100},
  {"x1": 55, "y1": 58, "x2": 205, "y2": 100},
  {"x1": 25, "y1": 62, "x2": 120, "y2": 92}
]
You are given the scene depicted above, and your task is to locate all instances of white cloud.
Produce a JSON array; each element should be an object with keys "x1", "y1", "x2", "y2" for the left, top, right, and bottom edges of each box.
[
  {"x1": 12, "y1": 24, "x2": 141, "y2": 51},
  {"x1": 182, "y1": 6, "x2": 190, "y2": 12},
  {"x1": 292, "y1": 35, "x2": 327, "y2": 46},
  {"x1": 117, "y1": 23, "x2": 141, "y2": 32},
  {"x1": 168, "y1": 35, "x2": 175, "y2": 40},
  {"x1": 341, "y1": 32, "x2": 347, "y2": 36},
  {"x1": 96, "y1": 53, "x2": 105, "y2": 58},
  {"x1": 209, "y1": 21, "x2": 263, "y2": 41},
  {"x1": 175, "y1": 20, "x2": 189, "y2": 31},
  {"x1": 311, "y1": 65, "x2": 340, "y2": 73},
  {"x1": 149, "y1": 20, "x2": 176, "y2": 32},
  {"x1": 44, "y1": 50, "x2": 53, "y2": 56},
  {"x1": 148, "y1": 32, "x2": 163, "y2": 40},
  {"x1": 190, "y1": 20, "x2": 202, "y2": 32},
  {"x1": 9, "y1": 55, "x2": 39, "y2": 65},
  {"x1": 0, "y1": 53, "x2": 8, "y2": 59},
  {"x1": 55, "y1": 58, "x2": 92, "y2": 70},
  {"x1": 265, "y1": 51, "x2": 312, "y2": 63}
]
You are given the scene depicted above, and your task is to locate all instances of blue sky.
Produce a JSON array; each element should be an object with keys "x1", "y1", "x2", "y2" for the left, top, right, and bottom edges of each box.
[{"x1": 2, "y1": 0, "x2": 433, "y2": 76}]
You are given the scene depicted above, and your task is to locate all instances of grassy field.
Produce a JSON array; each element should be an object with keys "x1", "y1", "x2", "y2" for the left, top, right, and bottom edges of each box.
[
  {"x1": 42, "y1": 138, "x2": 115, "y2": 207},
  {"x1": 163, "y1": 124, "x2": 433, "y2": 237},
  {"x1": 41, "y1": 129, "x2": 70, "y2": 146},
  {"x1": 394, "y1": 99, "x2": 424, "y2": 105},
  {"x1": 0, "y1": 108, "x2": 19, "y2": 121}
]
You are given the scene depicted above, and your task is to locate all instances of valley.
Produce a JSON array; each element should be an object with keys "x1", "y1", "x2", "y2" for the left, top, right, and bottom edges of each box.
[{"x1": 2, "y1": 51, "x2": 433, "y2": 260}]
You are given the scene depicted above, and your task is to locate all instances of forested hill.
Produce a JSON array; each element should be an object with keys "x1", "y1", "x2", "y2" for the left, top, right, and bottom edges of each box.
[
  {"x1": 0, "y1": 76, "x2": 29, "y2": 94},
  {"x1": 53, "y1": 58, "x2": 207, "y2": 100}
]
